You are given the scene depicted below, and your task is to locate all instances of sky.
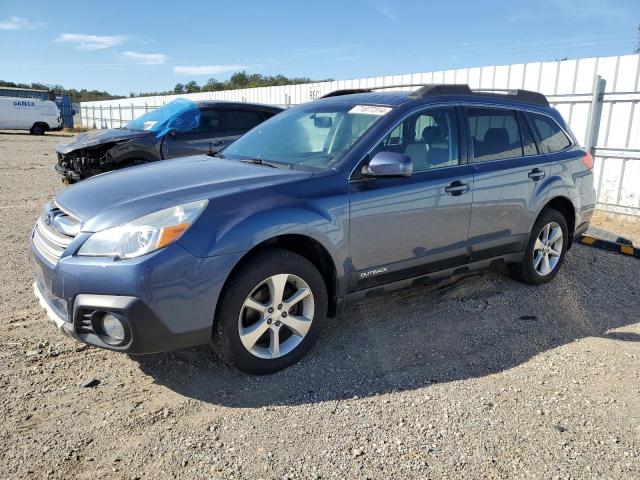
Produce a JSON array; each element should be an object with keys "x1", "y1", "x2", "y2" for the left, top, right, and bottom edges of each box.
[{"x1": 0, "y1": 0, "x2": 638, "y2": 95}]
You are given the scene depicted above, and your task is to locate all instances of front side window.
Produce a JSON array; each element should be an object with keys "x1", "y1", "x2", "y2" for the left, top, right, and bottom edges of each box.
[
  {"x1": 468, "y1": 108, "x2": 524, "y2": 162},
  {"x1": 370, "y1": 107, "x2": 459, "y2": 172},
  {"x1": 223, "y1": 103, "x2": 385, "y2": 169},
  {"x1": 529, "y1": 112, "x2": 572, "y2": 153}
]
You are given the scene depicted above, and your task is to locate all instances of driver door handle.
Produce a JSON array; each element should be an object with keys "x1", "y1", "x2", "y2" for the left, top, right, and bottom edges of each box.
[{"x1": 445, "y1": 180, "x2": 470, "y2": 196}]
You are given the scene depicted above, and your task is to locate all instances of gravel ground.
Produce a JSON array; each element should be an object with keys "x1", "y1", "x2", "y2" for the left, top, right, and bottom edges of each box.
[{"x1": 1, "y1": 132, "x2": 640, "y2": 479}]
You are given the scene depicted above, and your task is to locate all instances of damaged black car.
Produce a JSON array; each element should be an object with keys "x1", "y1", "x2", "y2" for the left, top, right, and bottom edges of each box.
[{"x1": 55, "y1": 98, "x2": 282, "y2": 182}]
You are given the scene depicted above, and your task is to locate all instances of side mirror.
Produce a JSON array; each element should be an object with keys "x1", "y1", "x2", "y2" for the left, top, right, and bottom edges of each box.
[
  {"x1": 363, "y1": 151, "x2": 413, "y2": 177},
  {"x1": 166, "y1": 128, "x2": 178, "y2": 137}
]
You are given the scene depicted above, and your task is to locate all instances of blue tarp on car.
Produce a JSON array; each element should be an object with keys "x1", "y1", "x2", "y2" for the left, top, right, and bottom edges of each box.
[{"x1": 125, "y1": 98, "x2": 201, "y2": 137}]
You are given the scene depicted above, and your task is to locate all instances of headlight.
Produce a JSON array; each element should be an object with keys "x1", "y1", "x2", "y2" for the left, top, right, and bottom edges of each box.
[{"x1": 77, "y1": 200, "x2": 207, "y2": 259}]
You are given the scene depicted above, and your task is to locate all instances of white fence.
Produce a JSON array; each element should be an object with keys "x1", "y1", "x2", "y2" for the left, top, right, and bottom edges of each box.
[{"x1": 80, "y1": 54, "x2": 640, "y2": 217}]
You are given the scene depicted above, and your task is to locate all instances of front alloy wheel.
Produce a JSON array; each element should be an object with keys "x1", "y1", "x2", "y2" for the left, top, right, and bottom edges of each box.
[
  {"x1": 212, "y1": 248, "x2": 327, "y2": 374},
  {"x1": 239, "y1": 274, "x2": 315, "y2": 359}
]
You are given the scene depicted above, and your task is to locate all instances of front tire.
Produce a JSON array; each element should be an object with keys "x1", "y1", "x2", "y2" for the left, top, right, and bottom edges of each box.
[
  {"x1": 212, "y1": 248, "x2": 328, "y2": 374},
  {"x1": 510, "y1": 208, "x2": 568, "y2": 285}
]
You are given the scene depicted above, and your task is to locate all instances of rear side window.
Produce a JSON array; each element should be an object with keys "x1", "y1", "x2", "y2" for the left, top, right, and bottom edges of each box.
[
  {"x1": 529, "y1": 112, "x2": 572, "y2": 153},
  {"x1": 467, "y1": 108, "x2": 524, "y2": 161},
  {"x1": 223, "y1": 109, "x2": 264, "y2": 131}
]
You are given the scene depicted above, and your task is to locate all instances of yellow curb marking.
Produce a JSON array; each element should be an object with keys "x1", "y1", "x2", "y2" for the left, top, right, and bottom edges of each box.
[{"x1": 620, "y1": 245, "x2": 634, "y2": 255}]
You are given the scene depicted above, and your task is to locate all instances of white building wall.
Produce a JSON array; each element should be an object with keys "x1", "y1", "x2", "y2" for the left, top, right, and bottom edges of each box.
[{"x1": 80, "y1": 54, "x2": 640, "y2": 216}]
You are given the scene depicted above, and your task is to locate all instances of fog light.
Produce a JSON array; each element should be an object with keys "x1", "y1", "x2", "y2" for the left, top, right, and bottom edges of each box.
[{"x1": 101, "y1": 313, "x2": 125, "y2": 343}]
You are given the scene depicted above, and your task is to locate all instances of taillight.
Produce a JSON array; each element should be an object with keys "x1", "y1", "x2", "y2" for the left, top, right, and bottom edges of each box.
[{"x1": 582, "y1": 152, "x2": 594, "y2": 170}]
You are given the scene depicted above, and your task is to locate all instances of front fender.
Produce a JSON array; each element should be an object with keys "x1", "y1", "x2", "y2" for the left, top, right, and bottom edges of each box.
[
  {"x1": 179, "y1": 205, "x2": 349, "y2": 276},
  {"x1": 107, "y1": 139, "x2": 159, "y2": 165}
]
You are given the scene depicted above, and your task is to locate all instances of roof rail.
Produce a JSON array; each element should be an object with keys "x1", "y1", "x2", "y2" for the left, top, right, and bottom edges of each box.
[
  {"x1": 409, "y1": 84, "x2": 473, "y2": 98},
  {"x1": 321, "y1": 83, "x2": 549, "y2": 106},
  {"x1": 321, "y1": 84, "x2": 439, "y2": 98},
  {"x1": 472, "y1": 88, "x2": 550, "y2": 107},
  {"x1": 321, "y1": 88, "x2": 372, "y2": 98}
]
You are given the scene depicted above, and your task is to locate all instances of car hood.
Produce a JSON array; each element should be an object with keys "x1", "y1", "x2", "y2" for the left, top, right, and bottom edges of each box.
[
  {"x1": 56, "y1": 128, "x2": 151, "y2": 154},
  {"x1": 54, "y1": 155, "x2": 312, "y2": 232}
]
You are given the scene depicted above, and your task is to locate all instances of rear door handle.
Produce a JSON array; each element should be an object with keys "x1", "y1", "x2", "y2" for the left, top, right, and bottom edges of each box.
[
  {"x1": 528, "y1": 168, "x2": 545, "y2": 181},
  {"x1": 445, "y1": 180, "x2": 470, "y2": 196}
]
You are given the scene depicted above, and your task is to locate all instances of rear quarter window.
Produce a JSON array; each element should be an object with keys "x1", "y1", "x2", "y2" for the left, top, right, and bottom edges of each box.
[{"x1": 528, "y1": 112, "x2": 572, "y2": 153}]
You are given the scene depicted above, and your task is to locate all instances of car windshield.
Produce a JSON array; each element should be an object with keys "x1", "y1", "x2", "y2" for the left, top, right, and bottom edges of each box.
[
  {"x1": 125, "y1": 98, "x2": 200, "y2": 137},
  {"x1": 222, "y1": 103, "x2": 389, "y2": 169}
]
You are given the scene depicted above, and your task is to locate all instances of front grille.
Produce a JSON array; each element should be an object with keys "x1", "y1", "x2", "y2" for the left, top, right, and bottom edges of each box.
[{"x1": 32, "y1": 203, "x2": 80, "y2": 264}]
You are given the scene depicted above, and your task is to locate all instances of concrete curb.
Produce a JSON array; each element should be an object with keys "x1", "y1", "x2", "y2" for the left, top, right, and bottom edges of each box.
[{"x1": 577, "y1": 235, "x2": 640, "y2": 259}]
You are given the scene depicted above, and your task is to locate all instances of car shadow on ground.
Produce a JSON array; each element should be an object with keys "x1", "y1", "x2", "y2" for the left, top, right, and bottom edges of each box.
[{"x1": 134, "y1": 258, "x2": 640, "y2": 408}]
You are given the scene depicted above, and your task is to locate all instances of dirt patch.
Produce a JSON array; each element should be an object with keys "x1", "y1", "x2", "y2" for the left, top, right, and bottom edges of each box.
[
  {"x1": 1, "y1": 133, "x2": 640, "y2": 479},
  {"x1": 590, "y1": 210, "x2": 640, "y2": 246}
]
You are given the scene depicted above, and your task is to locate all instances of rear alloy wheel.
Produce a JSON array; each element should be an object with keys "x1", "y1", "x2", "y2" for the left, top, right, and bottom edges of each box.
[
  {"x1": 212, "y1": 248, "x2": 327, "y2": 374},
  {"x1": 532, "y1": 221, "x2": 563, "y2": 276},
  {"x1": 510, "y1": 208, "x2": 568, "y2": 285}
]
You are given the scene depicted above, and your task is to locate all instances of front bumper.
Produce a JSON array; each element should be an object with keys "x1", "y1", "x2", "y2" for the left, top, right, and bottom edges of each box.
[
  {"x1": 31, "y1": 235, "x2": 245, "y2": 354},
  {"x1": 54, "y1": 163, "x2": 81, "y2": 181},
  {"x1": 33, "y1": 281, "x2": 66, "y2": 330}
]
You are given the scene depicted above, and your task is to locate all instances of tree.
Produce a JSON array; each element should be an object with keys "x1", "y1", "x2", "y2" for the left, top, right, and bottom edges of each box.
[
  {"x1": 0, "y1": 72, "x2": 333, "y2": 102},
  {"x1": 202, "y1": 78, "x2": 224, "y2": 92},
  {"x1": 635, "y1": 24, "x2": 640, "y2": 54},
  {"x1": 185, "y1": 80, "x2": 200, "y2": 93},
  {"x1": 229, "y1": 71, "x2": 250, "y2": 88}
]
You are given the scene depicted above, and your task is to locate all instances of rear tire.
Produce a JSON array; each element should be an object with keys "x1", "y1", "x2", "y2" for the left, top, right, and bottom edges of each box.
[
  {"x1": 30, "y1": 124, "x2": 46, "y2": 135},
  {"x1": 212, "y1": 248, "x2": 328, "y2": 374},
  {"x1": 510, "y1": 208, "x2": 569, "y2": 285}
]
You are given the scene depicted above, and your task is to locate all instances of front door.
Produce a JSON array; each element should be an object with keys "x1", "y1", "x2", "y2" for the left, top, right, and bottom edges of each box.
[
  {"x1": 349, "y1": 106, "x2": 474, "y2": 290},
  {"x1": 162, "y1": 108, "x2": 229, "y2": 158}
]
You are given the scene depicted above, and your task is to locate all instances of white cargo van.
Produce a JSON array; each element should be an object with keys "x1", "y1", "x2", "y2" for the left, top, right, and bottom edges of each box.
[{"x1": 0, "y1": 97, "x2": 62, "y2": 135}]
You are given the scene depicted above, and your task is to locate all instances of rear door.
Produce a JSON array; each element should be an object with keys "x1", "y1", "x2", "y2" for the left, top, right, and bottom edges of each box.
[
  {"x1": 349, "y1": 105, "x2": 474, "y2": 290},
  {"x1": 465, "y1": 106, "x2": 548, "y2": 260}
]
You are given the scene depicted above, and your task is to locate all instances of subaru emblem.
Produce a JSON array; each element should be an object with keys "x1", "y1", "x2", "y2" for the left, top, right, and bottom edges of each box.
[{"x1": 45, "y1": 210, "x2": 55, "y2": 226}]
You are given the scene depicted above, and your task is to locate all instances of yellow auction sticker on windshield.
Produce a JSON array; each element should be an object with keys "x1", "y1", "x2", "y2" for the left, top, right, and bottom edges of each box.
[{"x1": 348, "y1": 105, "x2": 392, "y2": 116}]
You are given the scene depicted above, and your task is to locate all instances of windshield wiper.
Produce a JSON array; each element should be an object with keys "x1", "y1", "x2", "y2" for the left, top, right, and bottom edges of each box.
[{"x1": 238, "y1": 157, "x2": 282, "y2": 169}]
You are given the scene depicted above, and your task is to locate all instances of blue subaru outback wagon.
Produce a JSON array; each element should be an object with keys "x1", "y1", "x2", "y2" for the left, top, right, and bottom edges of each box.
[{"x1": 32, "y1": 85, "x2": 595, "y2": 373}]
